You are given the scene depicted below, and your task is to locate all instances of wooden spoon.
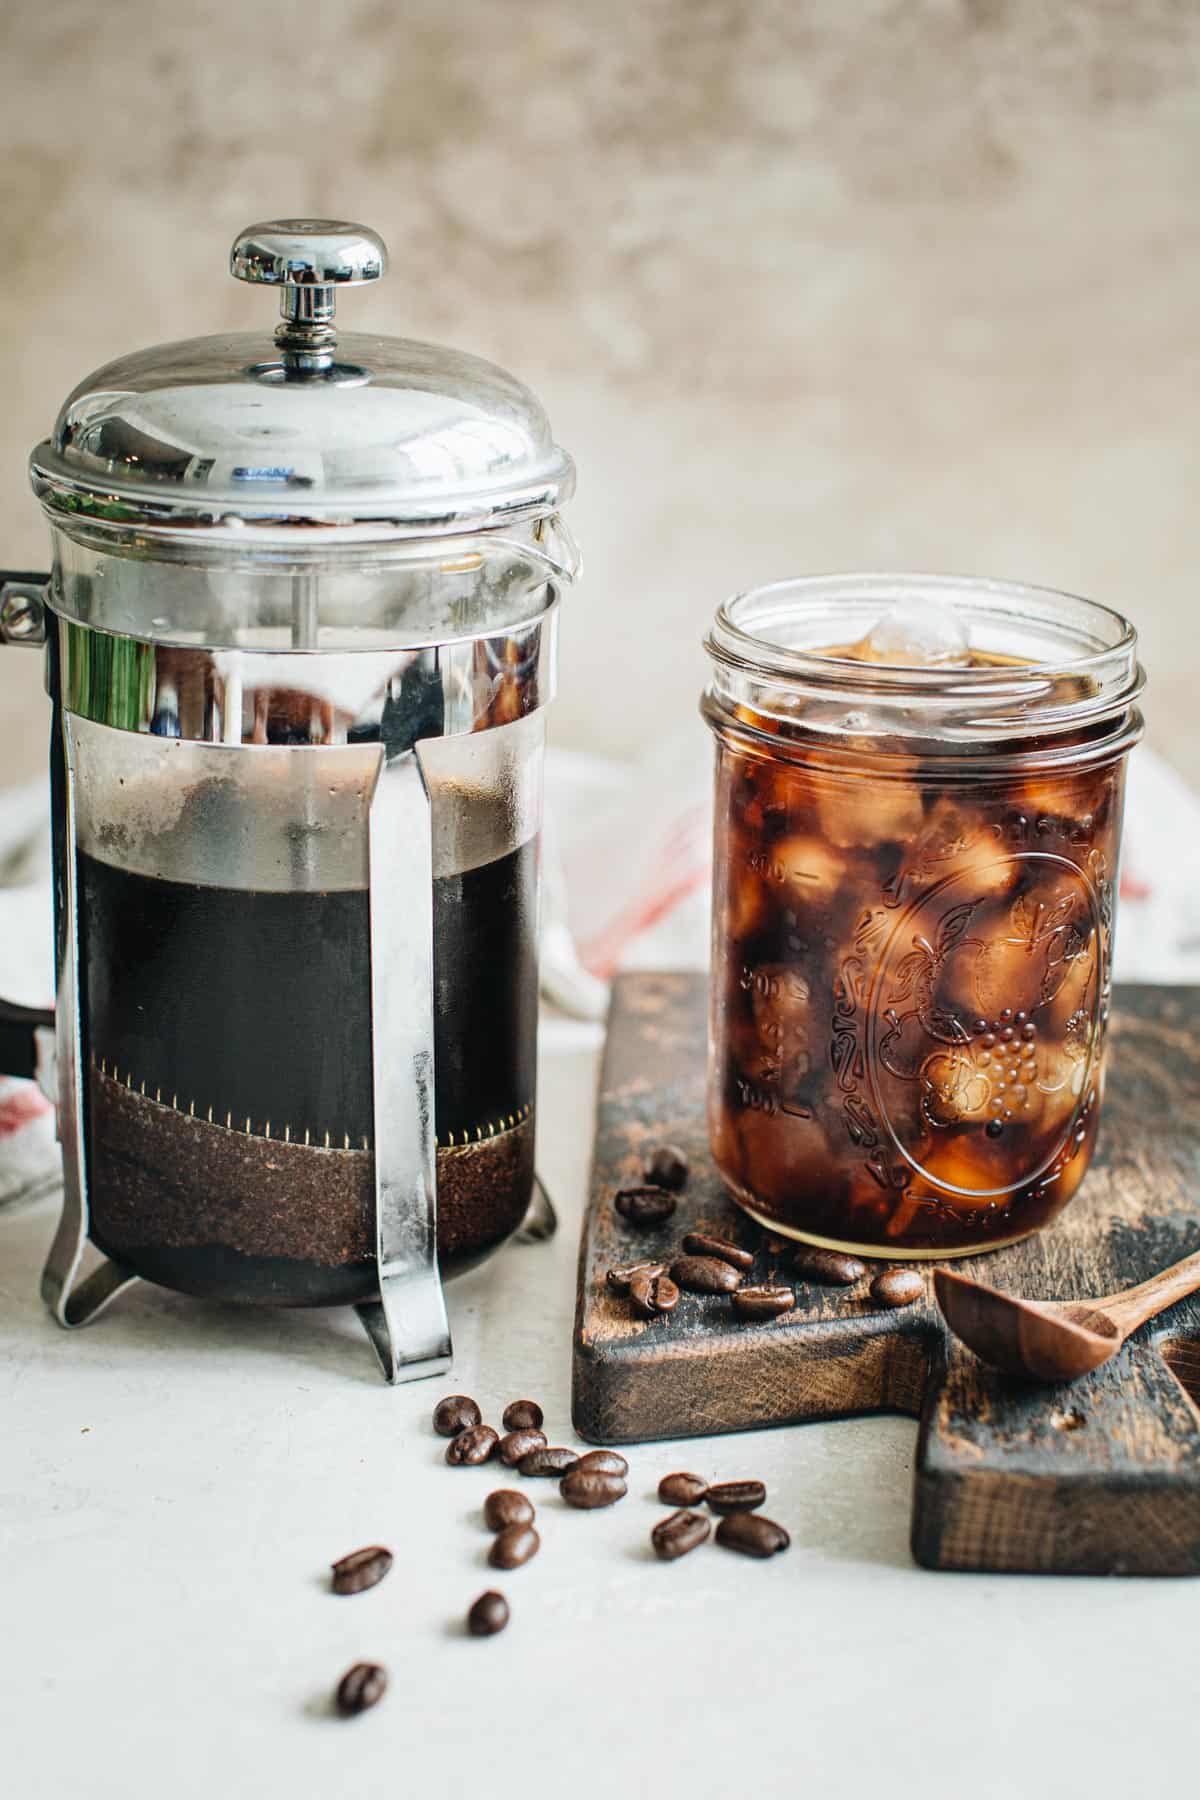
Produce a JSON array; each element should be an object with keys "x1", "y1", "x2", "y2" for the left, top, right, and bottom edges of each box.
[{"x1": 934, "y1": 1249, "x2": 1200, "y2": 1382}]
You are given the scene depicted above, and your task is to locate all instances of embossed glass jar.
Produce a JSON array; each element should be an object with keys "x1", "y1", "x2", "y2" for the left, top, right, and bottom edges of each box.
[{"x1": 703, "y1": 575, "x2": 1144, "y2": 1258}]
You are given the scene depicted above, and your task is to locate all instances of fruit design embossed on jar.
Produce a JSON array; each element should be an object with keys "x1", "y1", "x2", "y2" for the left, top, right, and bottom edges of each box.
[{"x1": 703, "y1": 575, "x2": 1143, "y2": 1259}]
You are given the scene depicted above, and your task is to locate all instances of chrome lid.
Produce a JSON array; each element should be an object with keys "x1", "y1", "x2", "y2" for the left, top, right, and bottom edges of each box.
[{"x1": 29, "y1": 219, "x2": 575, "y2": 548}]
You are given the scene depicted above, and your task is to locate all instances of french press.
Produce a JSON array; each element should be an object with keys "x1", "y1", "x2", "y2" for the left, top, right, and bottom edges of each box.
[{"x1": 0, "y1": 219, "x2": 577, "y2": 1381}]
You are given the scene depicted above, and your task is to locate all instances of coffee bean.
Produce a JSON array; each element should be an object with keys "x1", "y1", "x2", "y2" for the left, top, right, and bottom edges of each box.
[
  {"x1": 870, "y1": 1268, "x2": 924, "y2": 1309},
  {"x1": 433, "y1": 1394, "x2": 482, "y2": 1437},
  {"x1": 793, "y1": 1247, "x2": 866, "y2": 1286},
  {"x1": 498, "y1": 1428, "x2": 548, "y2": 1466},
  {"x1": 644, "y1": 1144, "x2": 689, "y2": 1191},
  {"x1": 715, "y1": 1512, "x2": 790, "y2": 1558},
  {"x1": 560, "y1": 1468, "x2": 627, "y2": 1509},
  {"x1": 671, "y1": 1254, "x2": 742, "y2": 1295},
  {"x1": 335, "y1": 1661, "x2": 388, "y2": 1716},
  {"x1": 484, "y1": 1490, "x2": 535, "y2": 1532},
  {"x1": 706, "y1": 1479, "x2": 766, "y2": 1514},
  {"x1": 445, "y1": 1424, "x2": 499, "y2": 1466},
  {"x1": 606, "y1": 1258, "x2": 667, "y2": 1294},
  {"x1": 489, "y1": 1522, "x2": 540, "y2": 1569},
  {"x1": 330, "y1": 1545, "x2": 393, "y2": 1596},
  {"x1": 615, "y1": 1187, "x2": 677, "y2": 1227},
  {"x1": 681, "y1": 1231, "x2": 755, "y2": 1272},
  {"x1": 519, "y1": 1447, "x2": 579, "y2": 1478},
  {"x1": 501, "y1": 1399, "x2": 544, "y2": 1432},
  {"x1": 733, "y1": 1284, "x2": 796, "y2": 1321},
  {"x1": 651, "y1": 1510, "x2": 711, "y2": 1561},
  {"x1": 629, "y1": 1269, "x2": 681, "y2": 1318},
  {"x1": 658, "y1": 1471, "x2": 708, "y2": 1507},
  {"x1": 574, "y1": 1450, "x2": 629, "y2": 1477},
  {"x1": 467, "y1": 1590, "x2": 510, "y2": 1637}
]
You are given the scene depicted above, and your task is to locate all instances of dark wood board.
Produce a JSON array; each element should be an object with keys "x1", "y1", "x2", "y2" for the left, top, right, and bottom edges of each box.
[{"x1": 571, "y1": 973, "x2": 1200, "y2": 1576}]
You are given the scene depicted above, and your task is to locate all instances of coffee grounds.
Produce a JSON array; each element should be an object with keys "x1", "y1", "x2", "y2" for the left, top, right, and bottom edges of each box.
[{"x1": 87, "y1": 1065, "x2": 533, "y2": 1305}]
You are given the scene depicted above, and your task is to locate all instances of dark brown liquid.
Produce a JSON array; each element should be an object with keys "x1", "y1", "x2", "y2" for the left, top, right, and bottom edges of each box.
[
  {"x1": 709, "y1": 724, "x2": 1124, "y2": 1255},
  {"x1": 79, "y1": 841, "x2": 538, "y2": 1303}
]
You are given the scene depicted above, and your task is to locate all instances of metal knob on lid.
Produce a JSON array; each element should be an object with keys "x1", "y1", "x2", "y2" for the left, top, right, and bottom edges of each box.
[{"x1": 230, "y1": 218, "x2": 387, "y2": 361}]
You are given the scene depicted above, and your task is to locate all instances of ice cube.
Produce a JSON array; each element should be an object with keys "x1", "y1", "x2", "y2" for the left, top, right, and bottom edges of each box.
[{"x1": 858, "y1": 597, "x2": 970, "y2": 667}]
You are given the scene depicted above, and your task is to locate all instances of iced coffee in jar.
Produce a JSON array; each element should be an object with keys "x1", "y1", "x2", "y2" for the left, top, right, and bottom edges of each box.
[{"x1": 703, "y1": 575, "x2": 1144, "y2": 1258}]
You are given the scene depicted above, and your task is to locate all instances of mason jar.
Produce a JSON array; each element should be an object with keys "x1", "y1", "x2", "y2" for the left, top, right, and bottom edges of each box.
[{"x1": 702, "y1": 574, "x2": 1144, "y2": 1259}]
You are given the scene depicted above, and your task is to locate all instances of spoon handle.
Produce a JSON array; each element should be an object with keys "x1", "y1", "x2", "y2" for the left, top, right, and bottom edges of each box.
[{"x1": 1103, "y1": 1246, "x2": 1200, "y2": 1335}]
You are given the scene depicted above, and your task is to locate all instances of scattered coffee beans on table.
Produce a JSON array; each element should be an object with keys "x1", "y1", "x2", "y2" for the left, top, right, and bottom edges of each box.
[
  {"x1": 630, "y1": 1268, "x2": 681, "y2": 1318},
  {"x1": 733, "y1": 1284, "x2": 796, "y2": 1321},
  {"x1": 501, "y1": 1399, "x2": 544, "y2": 1432},
  {"x1": 715, "y1": 1513, "x2": 791, "y2": 1559},
  {"x1": 651, "y1": 1510, "x2": 711, "y2": 1561},
  {"x1": 644, "y1": 1144, "x2": 690, "y2": 1191},
  {"x1": 658, "y1": 1471, "x2": 708, "y2": 1507},
  {"x1": 519, "y1": 1446, "x2": 579, "y2": 1478},
  {"x1": 671, "y1": 1254, "x2": 742, "y2": 1296},
  {"x1": 468, "y1": 1591, "x2": 510, "y2": 1637},
  {"x1": 561, "y1": 1467, "x2": 627, "y2": 1509},
  {"x1": 330, "y1": 1545, "x2": 393, "y2": 1596},
  {"x1": 793, "y1": 1247, "x2": 866, "y2": 1286},
  {"x1": 681, "y1": 1231, "x2": 755, "y2": 1272},
  {"x1": 445, "y1": 1424, "x2": 499, "y2": 1466},
  {"x1": 433, "y1": 1394, "x2": 482, "y2": 1437},
  {"x1": 615, "y1": 1187, "x2": 678, "y2": 1227},
  {"x1": 706, "y1": 1479, "x2": 766, "y2": 1514},
  {"x1": 489, "y1": 1522, "x2": 540, "y2": 1569},
  {"x1": 870, "y1": 1269, "x2": 924, "y2": 1309},
  {"x1": 575, "y1": 1450, "x2": 629, "y2": 1477},
  {"x1": 484, "y1": 1490, "x2": 535, "y2": 1532},
  {"x1": 498, "y1": 1427, "x2": 548, "y2": 1466},
  {"x1": 335, "y1": 1661, "x2": 388, "y2": 1716}
]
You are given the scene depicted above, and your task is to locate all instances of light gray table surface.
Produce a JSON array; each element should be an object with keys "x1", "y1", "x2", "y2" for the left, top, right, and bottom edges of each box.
[{"x1": 2, "y1": 1034, "x2": 1194, "y2": 1800}]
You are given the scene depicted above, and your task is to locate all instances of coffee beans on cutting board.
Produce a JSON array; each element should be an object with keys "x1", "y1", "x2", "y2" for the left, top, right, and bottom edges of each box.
[
  {"x1": 644, "y1": 1144, "x2": 690, "y2": 1190},
  {"x1": 681, "y1": 1231, "x2": 755, "y2": 1271},
  {"x1": 870, "y1": 1268, "x2": 924, "y2": 1309},
  {"x1": 671, "y1": 1254, "x2": 742, "y2": 1295},
  {"x1": 793, "y1": 1247, "x2": 866, "y2": 1286},
  {"x1": 615, "y1": 1186, "x2": 678, "y2": 1226}
]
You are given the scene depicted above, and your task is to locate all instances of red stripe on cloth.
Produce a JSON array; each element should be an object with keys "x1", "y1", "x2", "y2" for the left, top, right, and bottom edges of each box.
[{"x1": 0, "y1": 1083, "x2": 52, "y2": 1137}]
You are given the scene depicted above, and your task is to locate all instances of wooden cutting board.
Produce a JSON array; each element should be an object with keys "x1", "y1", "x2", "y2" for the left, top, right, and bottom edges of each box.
[{"x1": 571, "y1": 973, "x2": 1200, "y2": 1575}]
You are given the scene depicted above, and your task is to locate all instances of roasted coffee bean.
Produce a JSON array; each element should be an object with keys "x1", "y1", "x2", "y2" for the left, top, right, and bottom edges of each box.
[
  {"x1": 629, "y1": 1269, "x2": 681, "y2": 1318},
  {"x1": 658, "y1": 1471, "x2": 708, "y2": 1507},
  {"x1": 445, "y1": 1424, "x2": 499, "y2": 1466},
  {"x1": 671, "y1": 1254, "x2": 742, "y2": 1295},
  {"x1": 330, "y1": 1545, "x2": 393, "y2": 1596},
  {"x1": 644, "y1": 1144, "x2": 690, "y2": 1191},
  {"x1": 574, "y1": 1450, "x2": 629, "y2": 1477},
  {"x1": 793, "y1": 1247, "x2": 866, "y2": 1286},
  {"x1": 484, "y1": 1489, "x2": 535, "y2": 1532},
  {"x1": 615, "y1": 1187, "x2": 678, "y2": 1227},
  {"x1": 715, "y1": 1512, "x2": 790, "y2": 1558},
  {"x1": 560, "y1": 1467, "x2": 627, "y2": 1509},
  {"x1": 681, "y1": 1231, "x2": 755, "y2": 1272},
  {"x1": 467, "y1": 1590, "x2": 510, "y2": 1637},
  {"x1": 606, "y1": 1258, "x2": 667, "y2": 1294},
  {"x1": 489, "y1": 1522, "x2": 540, "y2": 1569},
  {"x1": 733, "y1": 1284, "x2": 796, "y2": 1322},
  {"x1": 870, "y1": 1268, "x2": 924, "y2": 1309},
  {"x1": 519, "y1": 1446, "x2": 580, "y2": 1478},
  {"x1": 498, "y1": 1428, "x2": 548, "y2": 1466},
  {"x1": 706, "y1": 1479, "x2": 766, "y2": 1514},
  {"x1": 501, "y1": 1399, "x2": 544, "y2": 1432},
  {"x1": 652, "y1": 1510, "x2": 711, "y2": 1561},
  {"x1": 433, "y1": 1393, "x2": 482, "y2": 1437},
  {"x1": 335, "y1": 1661, "x2": 388, "y2": 1716}
]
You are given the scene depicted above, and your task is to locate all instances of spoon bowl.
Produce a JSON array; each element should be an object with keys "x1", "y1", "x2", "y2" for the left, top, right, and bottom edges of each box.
[{"x1": 933, "y1": 1246, "x2": 1200, "y2": 1384}]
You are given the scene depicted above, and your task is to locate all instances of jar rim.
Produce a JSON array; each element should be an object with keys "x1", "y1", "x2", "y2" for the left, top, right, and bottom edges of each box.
[{"x1": 705, "y1": 571, "x2": 1145, "y2": 751}]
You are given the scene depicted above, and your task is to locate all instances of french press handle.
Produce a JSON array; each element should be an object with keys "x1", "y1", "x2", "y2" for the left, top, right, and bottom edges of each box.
[{"x1": 0, "y1": 574, "x2": 54, "y2": 1086}]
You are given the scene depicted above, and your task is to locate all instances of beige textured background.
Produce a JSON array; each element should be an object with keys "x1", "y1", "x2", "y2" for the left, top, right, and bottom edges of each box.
[{"x1": 0, "y1": 0, "x2": 1196, "y2": 783}]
